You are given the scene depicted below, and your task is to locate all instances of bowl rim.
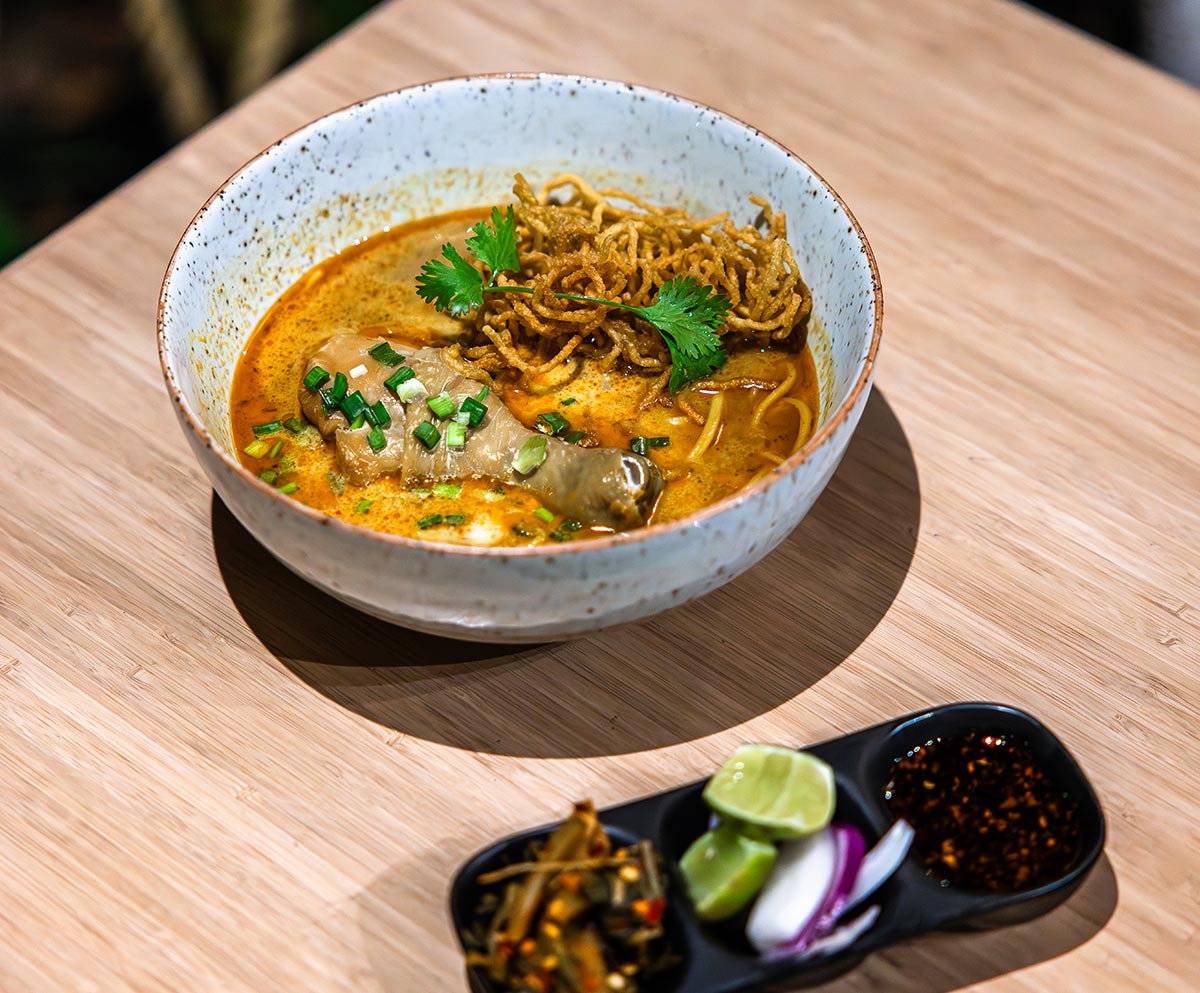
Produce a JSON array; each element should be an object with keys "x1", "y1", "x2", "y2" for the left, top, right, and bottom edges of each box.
[{"x1": 157, "y1": 71, "x2": 884, "y2": 558}]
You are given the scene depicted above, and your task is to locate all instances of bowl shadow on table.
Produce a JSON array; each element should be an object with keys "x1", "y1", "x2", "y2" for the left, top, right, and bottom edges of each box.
[
  {"x1": 351, "y1": 852, "x2": 1117, "y2": 993},
  {"x1": 212, "y1": 388, "x2": 920, "y2": 759}
]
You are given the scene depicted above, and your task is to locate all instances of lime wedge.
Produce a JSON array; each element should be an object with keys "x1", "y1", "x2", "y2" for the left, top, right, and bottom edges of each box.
[
  {"x1": 679, "y1": 823, "x2": 777, "y2": 921},
  {"x1": 703, "y1": 744, "x2": 836, "y2": 840}
]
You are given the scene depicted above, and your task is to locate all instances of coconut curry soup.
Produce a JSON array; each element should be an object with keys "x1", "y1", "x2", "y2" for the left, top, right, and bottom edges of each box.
[{"x1": 231, "y1": 175, "x2": 820, "y2": 547}]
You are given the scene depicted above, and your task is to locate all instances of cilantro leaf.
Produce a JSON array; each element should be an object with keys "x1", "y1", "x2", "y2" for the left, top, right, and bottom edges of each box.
[
  {"x1": 639, "y1": 276, "x2": 731, "y2": 392},
  {"x1": 415, "y1": 243, "x2": 484, "y2": 316},
  {"x1": 465, "y1": 205, "x2": 521, "y2": 280}
]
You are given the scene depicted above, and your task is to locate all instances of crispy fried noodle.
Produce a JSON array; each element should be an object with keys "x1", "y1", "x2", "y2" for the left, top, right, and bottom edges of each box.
[{"x1": 454, "y1": 173, "x2": 813, "y2": 389}]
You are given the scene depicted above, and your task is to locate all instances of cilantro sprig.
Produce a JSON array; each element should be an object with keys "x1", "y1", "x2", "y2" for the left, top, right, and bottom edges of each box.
[{"x1": 416, "y1": 205, "x2": 730, "y2": 392}]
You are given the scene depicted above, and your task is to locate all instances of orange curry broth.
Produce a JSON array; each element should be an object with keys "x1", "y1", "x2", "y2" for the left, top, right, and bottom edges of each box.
[{"x1": 231, "y1": 207, "x2": 820, "y2": 546}]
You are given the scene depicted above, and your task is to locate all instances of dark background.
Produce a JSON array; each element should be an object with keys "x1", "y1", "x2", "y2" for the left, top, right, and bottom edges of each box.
[{"x1": 0, "y1": 0, "x2": 1176, "y2": 266}]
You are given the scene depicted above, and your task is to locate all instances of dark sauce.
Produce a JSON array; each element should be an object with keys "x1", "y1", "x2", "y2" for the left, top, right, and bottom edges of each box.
[{"x1": 884, "y1": 729, "x2": 1081, "y2": 892}]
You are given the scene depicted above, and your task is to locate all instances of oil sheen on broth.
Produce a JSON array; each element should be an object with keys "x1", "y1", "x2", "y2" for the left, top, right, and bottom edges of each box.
[{"x1": 231, "y1": 207, "x2": 819, "y2": 546}]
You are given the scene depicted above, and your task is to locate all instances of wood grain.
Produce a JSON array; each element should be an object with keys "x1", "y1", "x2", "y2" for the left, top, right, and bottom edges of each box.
[{"x1": 1, "y1": 0, "x2": 1197, "y2": 990}]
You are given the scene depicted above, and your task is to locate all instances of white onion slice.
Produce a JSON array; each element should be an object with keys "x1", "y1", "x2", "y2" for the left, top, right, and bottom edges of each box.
[
  {"x1": 797, "y1": 905, "x2": 882, "y2": 962},
  {"x1": 348, "y1": 363, "x2": 368, "y2": 379},
  {"x1": 746, "y1": 828, "x2": 837, "y2": 953},
  {"x1": 846, "y1": 819, "x2": 914, "y2": 911}
]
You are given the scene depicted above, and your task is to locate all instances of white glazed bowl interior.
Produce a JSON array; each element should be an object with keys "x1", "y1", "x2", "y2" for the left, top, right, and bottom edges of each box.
[{"x1": 159, "y1": 74, "x2": 881, "y2": 642}]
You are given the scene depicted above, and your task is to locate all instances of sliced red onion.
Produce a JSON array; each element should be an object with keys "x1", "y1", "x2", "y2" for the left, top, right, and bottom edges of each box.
[
  {"x1": 750, "y1": 823, "x2": 866, "y2": 960},
  {"x1": 796, "y1": 905, "x2": 882, "y2": 962},
  {"x1": 846, "y1": 819, "x2": 914, "y2": 911}
]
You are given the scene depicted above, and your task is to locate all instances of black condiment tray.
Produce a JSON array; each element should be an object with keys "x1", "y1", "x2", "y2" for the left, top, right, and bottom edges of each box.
[{"x1": 450, "y1": 702, "x2": 1106, "y2": 993}]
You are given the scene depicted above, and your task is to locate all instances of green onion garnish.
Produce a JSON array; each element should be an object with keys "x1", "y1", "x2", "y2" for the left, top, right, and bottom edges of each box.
[
  {"x1": 427, "y1": 391, "x2": 457, "y2": 419},
  {"x1": 564, "y1": 430, "x2": 586, "y2": 445},
  {"x1": 368, "y1": 341, "x2": 405, "y2": 366},
  {"x1": 536, "y1": 411, "x2": 571, "y2": 436},
  {"x1": 385, "y1": 366, "x2": 416, "y2": 391},
  {"x1": 330, "y1": 371, "x2": 348, "y2": 403},
  {"x1": 512, "y1": 434, "x2": 547, "y2": 475},
  {"x1": 444, "y1": 513, "x2": 467, "y2": 526},
  {"x1": 367, "y1": 426, "x2": 387, "y2": 452},
  {"x1": 511, "y1": 523, "x2": 534, "y2": 537},
  {"x1": 349, "y1": 412, "x2": 366, "y2": 430},
  {"x1": 277, "y1": 482, "x2": 299, "y2": 494},
  {"x1": 319, "y1": 388, "x2": 337, "y2": 414},
  {"x1": 303, "y1": 366, "x2": 330, "y2": 391},
  {"x1": 396, "y1": 378, "x2": 427, "y2": 404},
  {"x1": 460, "y1": 396, "x2": 488, "y2": 427},
  {"x1": 413, "y1": 421, "x2": 441, "y2": 450},
  {"x1": 284, "y1": 417, "x2": 306, "y2": 433},
  {"x1": 411, "y1": 487, "x2": 432, "y2": 498},
  {"x1": 417, "y1": 514, "x2": 443, "y2": 529},
  {"x1": 559, "y1": 519, "x2": 583, "y2": 532},
  {"x1": 259, "y1": 469, "x2": 277, "y2": 485},
  {"x1": 243, "y1": 439, "x2": 270, "y2": 458},
  {"x1": 340, "y1": 390, "x2": 368, "y2": 422},
  {"x1": 355, "y1": 498, "x2": 372, "y2": 514},
  {"x1": 369, "y1": 400, "x2": 391, "y2": 428},
  {"x1": 446, "y1": 422, "x2": 467, "y2": 448},
  {"x1": 476, "y1": 386, "x2": 489, "y2": 400},
  {"x1": 252, "y1": 420, "x2": 282, "y2": 437},
  {"x1": 560, "y1": 397, "x2": 577, "y2": 406},
  {"x1": 433, "y1": 483, "x2": 462, "y2": 499},
  {"x1": 269, "y1": 440, "x2": 284, "y2": 460},
  {"x1": 533, "y1": 507, "x2": 554, "y2": 523},
  {"x1": 548, "y1": 529, "x2": 571, "y2": 541},
  {"x1": 630, "y1": 435, "x2": 671, "y2": 456}
]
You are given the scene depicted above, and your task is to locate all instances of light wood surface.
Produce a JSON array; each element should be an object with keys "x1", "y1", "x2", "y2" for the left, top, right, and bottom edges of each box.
[{"x1": 1, "y1": 0, "x2": 1197, "y2": 989}]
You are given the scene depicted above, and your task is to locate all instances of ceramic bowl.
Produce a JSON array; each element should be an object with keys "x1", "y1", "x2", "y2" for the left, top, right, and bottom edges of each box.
[{"x1": 157, "y1": 74, "x2": 883, "y2": 642}]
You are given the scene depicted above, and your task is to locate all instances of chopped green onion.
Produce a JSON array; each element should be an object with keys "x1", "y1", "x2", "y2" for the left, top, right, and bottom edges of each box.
[
  {"x1": 303, "y1": 366, "x2": 330, "y2": 391},
  {"x1": 417, "y1": 514, "x2": 443, "y2": 529},
  {"x1": 548, "y1": 529, "x2": 571, "y2": 541},
  {"x1": 252, "y1": 420, "x2": 282, "y2": 437},
  {"x1": 277, "y1": 482, "x2": 299, "y2": 494},
  {"x1": 283, "y1": 417, "x2": 306, "y2": 433},
  {"x1": 476, "y1": 386, "x2": 489, "y2": 400},
  {"x1": 369, "y1": 400, "x2": 391, "y2": 428},
  {"x1": 411, "y1": 487, "x2": 432, "y2": 498},
  {"x1": 444, "y1": 513, "x2": 467, "y2": 526},
  {"x1": 354, "y1": 498, "x2": 372, "y2": 514},
  {"x1": 427, "y1": 391, "x2": 457, "y2": 419},
  {"x1": 385, "y1": 366, "x2": 416, "y2": 391},
  {"x1": 433, "y1": 483, "x2": 462, "y2": 499},
  {"x1": 511, "y1": 523, "x2": 534, "y2": 537},
  {"x1": 348, "y1": 412, "x2": 366, "y2": 430},
  {"x1": 533, "y1": 507, "x2": 554, "y2": 523},
  {"x1": 319, "y1": 388, "x2": 337, "y2": 414},
  {"x1": 396, "y1": 378, "x2": 428, "y2": 404},
  {"x1": 460, "y1": 396, "x2": 488, "y2": 427},
  {"x1": 330, "y1": 371, "x2": 348, "y2": 403},
  {"x1": 368, "y1": 341, "x2": 405, "y2": 366},
  {"x1": 340, "y1": 390, "x2": 368, "y2": 422},
  {"x1": 559, "y1": 519, "x2": 583, "y2": 532},
  {"x1": 560, "y1": 397, "x2": 577, "y2": 406},
  {"x1": 630, "y1": 435, "x2": 671, "y2": 456},
  {"x1": 564, "y1": 430, "x2": 586, "y2": 445},
  {"x1": 367, "y1": 426, "x2": 387, "y2": 452},
  {"x1": 536, "y1": 411, "x2": 571, "y2": 436},
  {"x1": 512, "y1": 434, "x2": 547, "y2": 474},
  {"x1": 446, "y1": 422, "x2": 467, "y2": 448},
  {"x1": 243, "y1": 439, "x2": 270, "y2": 458},
  {"x1": 259, "y1": 469, "x2": 278, "y2": 485},
  {"x1": 327, "y1": 472, "x2": 345, "y2": 495},
  {"x1": 268, "y1": 439, "x2": 283, "y2": 459},
  {"x1": 413, "y1": 421, "x2": 441, "y2": 450}
]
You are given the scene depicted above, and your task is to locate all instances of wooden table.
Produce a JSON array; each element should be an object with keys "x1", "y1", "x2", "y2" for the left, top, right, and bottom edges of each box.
[{"x1": 2, "y1": 0, "x2": 1198, "y2": 989}]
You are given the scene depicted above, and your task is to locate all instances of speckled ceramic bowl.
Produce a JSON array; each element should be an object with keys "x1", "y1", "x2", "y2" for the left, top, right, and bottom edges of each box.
[{"x1": 158, "y1": 74, "x2": 882, "y2": 642}]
